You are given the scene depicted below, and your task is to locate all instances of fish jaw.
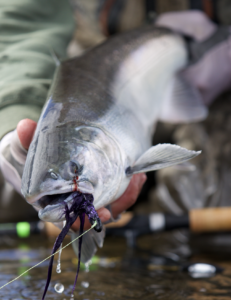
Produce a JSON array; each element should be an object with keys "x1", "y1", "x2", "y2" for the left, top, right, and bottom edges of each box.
[
  {"x1": 22, "y1": 178, "x2": 72, "y2": 205},
  {"x1": 38, "y1": 192, "x2": 74, "y2": 222},
  {"x1": 29, "y1": 179, "x2": 95, "y2": 223}
]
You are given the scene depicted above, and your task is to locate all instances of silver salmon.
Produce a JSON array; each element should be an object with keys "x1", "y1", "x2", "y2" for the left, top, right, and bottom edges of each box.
[{"x1": 21, "y1": 26, "x2": 207, "y2": 262}]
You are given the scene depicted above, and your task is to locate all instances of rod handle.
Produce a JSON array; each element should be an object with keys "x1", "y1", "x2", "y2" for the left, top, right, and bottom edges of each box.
[{"x1": 190, "y1": 207, "x2": 231, "y2": 233}]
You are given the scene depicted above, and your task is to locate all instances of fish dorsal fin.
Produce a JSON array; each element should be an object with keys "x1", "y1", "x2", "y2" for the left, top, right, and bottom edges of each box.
[
  {"x1": 159, "y1": 75, "x2": 208, "y2": 123},
  {"x1": 126, "y1": 144, "x2": 200, "y2": 175}
]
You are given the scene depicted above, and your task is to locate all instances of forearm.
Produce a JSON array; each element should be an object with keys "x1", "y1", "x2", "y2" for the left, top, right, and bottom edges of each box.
[{"x1": 0, "y1": 0, "x2": 75, "y2": 138}]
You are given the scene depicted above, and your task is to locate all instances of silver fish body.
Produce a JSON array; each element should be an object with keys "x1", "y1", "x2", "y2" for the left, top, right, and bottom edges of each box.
[{"x1": 21, "y1": 26, "x2": 207, "y2": 261}]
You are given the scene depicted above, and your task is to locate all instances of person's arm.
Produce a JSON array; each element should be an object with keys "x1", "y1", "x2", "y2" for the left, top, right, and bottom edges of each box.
[
  {"x1": 0, "y1": 0, "x2": 75, "y2": 193},
  {"x1": 0, "y1": 0, "x2": 75, "y2": 138}
]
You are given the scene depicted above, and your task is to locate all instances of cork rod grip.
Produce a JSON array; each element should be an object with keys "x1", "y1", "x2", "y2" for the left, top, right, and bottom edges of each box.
[{"x1": 190, "y1": 207, "x2": 231, "y2": 233}]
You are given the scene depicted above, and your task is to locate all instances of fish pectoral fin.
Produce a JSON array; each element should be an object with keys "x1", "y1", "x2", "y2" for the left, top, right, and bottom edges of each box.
[
  {"x1": 126, "y1": 143, "x2": 201, "y2": 175},
  {"x1": 71, "y1": 226, "x2": 105, "y2": 263},
  {"x1": 159, "y1": 75, "x2": 208, "y2": 123}
]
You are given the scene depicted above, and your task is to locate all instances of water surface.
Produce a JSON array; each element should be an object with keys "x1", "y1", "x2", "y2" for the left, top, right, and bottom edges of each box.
[{"x1": 0, "y1": 231, "x2": 231, "y2": 299}]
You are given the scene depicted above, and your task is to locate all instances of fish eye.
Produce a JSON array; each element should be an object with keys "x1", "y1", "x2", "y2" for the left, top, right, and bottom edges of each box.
[
  {"x1": 69, "y1": 161, "x2": 82, "y2": 175},
  {"x1": 49, "y1": 170, "x2": 58, "y2": 180}
]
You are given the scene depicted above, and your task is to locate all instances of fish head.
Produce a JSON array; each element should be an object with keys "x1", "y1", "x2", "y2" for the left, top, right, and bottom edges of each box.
[{"x1": 21, "y1": 124, "x2": 122, "y2": 222}]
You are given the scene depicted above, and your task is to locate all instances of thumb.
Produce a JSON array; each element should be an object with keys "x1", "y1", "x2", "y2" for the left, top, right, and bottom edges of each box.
[{"x1": 17, "y1": 119, "x2": 37, "y2": 150}]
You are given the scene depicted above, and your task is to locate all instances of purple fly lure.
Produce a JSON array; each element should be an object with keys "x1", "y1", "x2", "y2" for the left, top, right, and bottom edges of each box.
[{"x1": 42, "y1": 192, "x2": 102, "y2": 300}]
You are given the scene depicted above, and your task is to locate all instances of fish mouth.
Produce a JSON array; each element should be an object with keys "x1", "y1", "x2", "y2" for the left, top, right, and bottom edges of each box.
[
  {"x1": 38, "y1": 192, "x2": 74, "y2": 222},
  {"x1": 38, "y1": 192, "x2": 73, "y2": 209},
  {"x1": 35, "y1": 180, "x2": 94, "y2": 222}
]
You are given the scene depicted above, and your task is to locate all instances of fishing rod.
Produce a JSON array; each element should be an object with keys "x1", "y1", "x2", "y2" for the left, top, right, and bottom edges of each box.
[
  {"x1": 106, "y1": 207, "x2": 231, "y2": 237},
  {"x1": 104, "y1": 207, "x2": 231, "y2": 247},
  {"x1": 1, "y1": 207, "x2": 231, "y2": 238}
]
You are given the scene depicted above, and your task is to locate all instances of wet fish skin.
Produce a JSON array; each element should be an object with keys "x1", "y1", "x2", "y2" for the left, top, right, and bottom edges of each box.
[{"x1": 21, "y1": 26, "x2": 206, "y2": 261}]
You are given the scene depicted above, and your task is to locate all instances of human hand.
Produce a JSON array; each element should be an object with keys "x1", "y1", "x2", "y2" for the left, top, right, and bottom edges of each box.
[{"x1": 0, "y1": 119, "x2": 37, "y2": 193}]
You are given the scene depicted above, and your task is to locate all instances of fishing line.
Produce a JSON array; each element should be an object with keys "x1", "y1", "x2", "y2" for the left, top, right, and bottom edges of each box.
[{"x1": 0, "y1": 221, "x2": 97, "y2": 291}]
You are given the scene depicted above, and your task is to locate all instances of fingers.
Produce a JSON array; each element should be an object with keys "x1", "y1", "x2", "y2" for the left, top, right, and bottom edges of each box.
[
  {"x1": 110, "y1": 173, "x2": 147, "y2": 219},
  {"x1": 71, "y1": 207, "x2": 111, "y2": 232},
  {"x1": 17, "y1": 119, "x2": 37, "y2": 150}
]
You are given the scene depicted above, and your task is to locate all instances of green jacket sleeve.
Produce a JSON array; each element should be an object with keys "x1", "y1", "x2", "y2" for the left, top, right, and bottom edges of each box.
[{"x1": 0, "y1": 0, "x2": 75, "y2": 138}]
